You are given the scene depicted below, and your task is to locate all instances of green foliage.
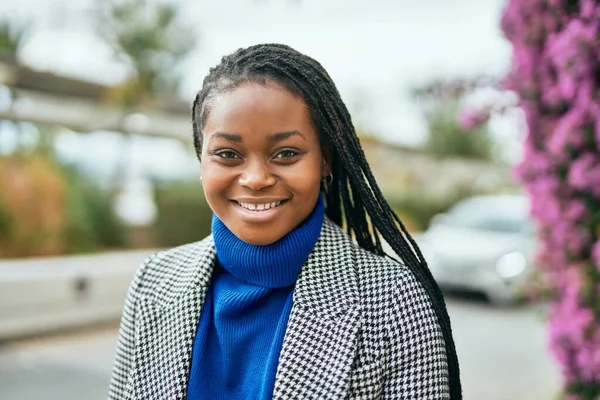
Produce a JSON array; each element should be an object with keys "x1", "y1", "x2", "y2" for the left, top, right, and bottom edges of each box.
[
  {"x1": 412, "y1": 78, "x2": 497, "y2": 161},
  {"x1": 0, "y1": 20, "x2": 27, "y2": 59},
  {"x1": 564, "y1": 381, "x2": 600, "y2": 400},
  {"x1": 38, "y1": 125, "x2": 128, "y2": 252},
  {"x1": 423, "y1": 102, "x2": 496, "y2": 160},
  {"x1": 61, "y1": 166, "x2": 128, "y2": 253},
  {"x1": 98, "y1": 0, "x2": 197, "y2": 106},
  {"x1": 0, "y1": 200, "x2": 11, "y2": 239},
  {"x1": 152, "y1": 181, "x2": 212, "y2": 247},
  {"x1": 0, "y1": 124, "x2": 128, "y2": 257},
  {"x1": 62, "y1": 171, "x2": 97, "y2": 253}
]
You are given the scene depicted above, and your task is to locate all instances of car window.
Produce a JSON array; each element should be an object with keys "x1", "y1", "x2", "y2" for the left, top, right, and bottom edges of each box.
[{"x1": 441, "y1": 197, "x2": 531, "y2": 233}]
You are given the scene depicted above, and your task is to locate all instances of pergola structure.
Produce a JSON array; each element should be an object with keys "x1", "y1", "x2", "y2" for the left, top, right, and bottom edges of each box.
[
  {"x1": 0, "y1": 56, "x2": 512, "y2": 207},
  {"x1": 0, "y1": 56, "x2": 191, "y2": 140}
]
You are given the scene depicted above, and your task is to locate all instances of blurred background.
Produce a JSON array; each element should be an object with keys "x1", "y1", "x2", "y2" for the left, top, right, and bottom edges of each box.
[{"x1": 0, "y1": 0, "x2": 561, "y2": 399}]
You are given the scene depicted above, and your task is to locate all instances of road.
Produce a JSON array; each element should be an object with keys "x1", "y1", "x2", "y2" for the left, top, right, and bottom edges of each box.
[{"x1": 0, "y1": 294, "x2": 560, "y2": 400}]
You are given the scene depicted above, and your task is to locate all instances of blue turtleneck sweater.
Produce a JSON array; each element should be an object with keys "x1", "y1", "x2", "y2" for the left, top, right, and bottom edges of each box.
[{"x1": 186, "y1": 196, "x2": 325, "y2": 400}]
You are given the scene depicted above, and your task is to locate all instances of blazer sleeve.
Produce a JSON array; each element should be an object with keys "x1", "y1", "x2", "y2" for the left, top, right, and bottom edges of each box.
[
  {"x1": 385, "y1": 269, "x2": 451, "y2": 399},
  {"x1": 107, "y1": 256, "x2": 152, "y2": 400}
]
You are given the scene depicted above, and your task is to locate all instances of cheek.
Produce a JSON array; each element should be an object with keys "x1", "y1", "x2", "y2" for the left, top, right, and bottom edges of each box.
[
  {"x1": 287, "y1": 176, "x2": 321, "y2": 194},
  {"x1": 283, "y1": 164, "x2": 322, "y2": 189},
  {"x1": 201, "y1": 165, "x2": 231, "y2": 199},
  {"x1": 280, "y1": 174, "x2": 321, "y2": 212},
  {"x1": 200, "y1": 161, "x2": 210, "y2": 180}
]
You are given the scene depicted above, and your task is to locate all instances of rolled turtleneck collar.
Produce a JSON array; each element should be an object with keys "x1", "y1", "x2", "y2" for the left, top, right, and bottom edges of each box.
[{"x1": 211, "y1": 195, "x2": 325, "y2": 289}]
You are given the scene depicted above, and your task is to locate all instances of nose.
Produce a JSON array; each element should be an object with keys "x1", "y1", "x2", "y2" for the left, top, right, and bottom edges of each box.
[{"x1": 238, "y1": 159, "x2": 276, "y2": 191}]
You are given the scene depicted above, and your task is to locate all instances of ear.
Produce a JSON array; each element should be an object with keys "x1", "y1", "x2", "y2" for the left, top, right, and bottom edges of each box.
[
  {"x1": 321, "y1": 147, "x2": 333, "y2": 177},
  {"x1": 321, "y1": 159, "x2": 331, "y2": 178}
]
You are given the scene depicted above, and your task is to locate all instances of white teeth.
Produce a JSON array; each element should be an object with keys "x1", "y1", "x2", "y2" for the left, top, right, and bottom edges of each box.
[{"x1": 237, "y1": 201, "x2": 284, "y2": 211}]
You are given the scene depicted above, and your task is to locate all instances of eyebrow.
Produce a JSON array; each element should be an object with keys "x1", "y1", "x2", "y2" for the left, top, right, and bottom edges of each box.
[
  {"x1": 209, "y1": 132, "x2": 242, "y2": 143},
  {"x1": 209, "y1": 130, "x2": 302, "y2": 143},
  {"x1": 266, "y1": 130, "x2": 301, "y2": 142}
]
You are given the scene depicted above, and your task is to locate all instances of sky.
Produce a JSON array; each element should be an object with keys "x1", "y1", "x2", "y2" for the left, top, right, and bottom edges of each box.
[{"x1": 1, "y1": 0, "x2": 513, "y2": 144}]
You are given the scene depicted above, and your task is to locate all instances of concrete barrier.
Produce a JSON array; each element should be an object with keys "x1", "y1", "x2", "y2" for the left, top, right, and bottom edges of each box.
[
  {"x1": 0, "y1": 239, "x2": 424, "y2": 341},
  {"x1": 0, "y1": 249, "x2": 157, "y2": 341}
]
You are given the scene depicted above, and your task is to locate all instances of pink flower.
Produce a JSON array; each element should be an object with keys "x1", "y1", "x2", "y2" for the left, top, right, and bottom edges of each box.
[
  {"x1": 576, "y1": 339, "x2": 600, "y2": 381},
  {"x1": 511, "y1": 46, "x2": 540, "y2": 94},
  {"x1": 517, "y1": 148, "x2": 554, "y2": 180},
  {"x1": 564, "y1": 199, "x2": 589, "y2": 222},
  {"x1": 568, "y1": 153, "x2": 600, "y2": 195},
  {"x1": 530, "y1": 189, "x2": 561, "y2": 222},
  {"x1": 565, "y1": 227, "x2": 591, "y2": 256},
  {"x1": 501, "y1": 1, "x2": 523, "y2": 42},
  {"x1": 536, "y1": 241, "x2": 564, "y2": 268},
  {"x1": 592, "y1": 105, "x2": 600, "y2": 147},
  {"x1": 548, "y1": 20, "x2": 597, "y2": 72},
  {"x1": 548, "y1": 109, "x2": 587, "y2": 156},
  {"x1": 546, "y1": 221, "x2": 591, "y2": 257},
  {"x1": 541, "y1": 84, "x2": 565, "y2": 109},
  {"x1": 458, "y1": 109, "x2": 489, "y2": 131},
  {"x1": 547, "y1": 20, "x2": 599, "y2": 100},
  {"x1": 501, "y1": 0, "x2": 600, "y2": 389},
  {"x1": 521, "y1": 102, "x2": 541, "y2": 137},
  {"x1": 592, "y1": 241, "x2": 600, "y2": 270},
  {"x1": 548, "y1": 269, "x2": 597, "y2": 380},
  {"x1": 580, "y1": 0, "x2": 600, "y2": 19}
]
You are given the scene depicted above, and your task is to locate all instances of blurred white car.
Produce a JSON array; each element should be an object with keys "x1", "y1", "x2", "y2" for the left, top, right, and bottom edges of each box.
[{"x1": 417, "y1": 195, "x2": 536, "y2": 306}]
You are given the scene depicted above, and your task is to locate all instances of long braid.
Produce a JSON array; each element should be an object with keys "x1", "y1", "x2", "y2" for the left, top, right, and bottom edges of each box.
[{"x1": 192, "y1": 43, "x2": 462, "y2": 399}]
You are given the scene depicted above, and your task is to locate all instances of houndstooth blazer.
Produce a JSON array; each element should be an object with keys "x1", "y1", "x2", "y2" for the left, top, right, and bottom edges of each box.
[{"x1": 108, "y1": 218, "x2": 451, "y2": 399}]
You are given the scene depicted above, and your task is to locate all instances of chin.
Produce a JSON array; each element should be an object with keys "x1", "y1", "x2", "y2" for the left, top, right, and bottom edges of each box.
[{"x1": 235, "y1": 228, "x2": 285, "y2": 246}]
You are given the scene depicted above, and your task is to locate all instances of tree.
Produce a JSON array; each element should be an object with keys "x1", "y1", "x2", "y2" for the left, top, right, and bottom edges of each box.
[
  {"x1": 0, "y1": 19, "x2": 29, "y2": 153},
  {"x1": 98, "y1": 0, "x2": 197, "y2": 107},
  {"x1": 0, "y1": 19, "x2": 27, "y2": 60},
  {"x1": 96, "y1": 0, "x2": 197, "y2": 187},
  {"x1": 468, "y1": 2, "x2": 600, "y2": 398},
  {"x1": 412, "y1": 78, "x2": 497, "y2": 161}
]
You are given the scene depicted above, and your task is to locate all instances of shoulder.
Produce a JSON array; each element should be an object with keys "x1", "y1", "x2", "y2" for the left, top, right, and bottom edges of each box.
[
  {"x1": 351, "y1": 244, "x2": 451, "y2": 397},
  {"x1": 131, "y1": 236, "x2": 215, "y2": 302},
  {"x1": 352, "y1": 243, "x2": 442, "y2": 339},
  {"x1": 353, "y1": 242, "x2": 449, "y2": 377},
  {"x1": 353, "y1": 243, "x2": 414, "y2": 303},
  {"x1": 321, "y1": 219, "x2": 432, "y2": 315}
]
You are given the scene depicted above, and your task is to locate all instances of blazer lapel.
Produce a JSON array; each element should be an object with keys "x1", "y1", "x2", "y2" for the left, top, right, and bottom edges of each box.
[
  {"x1": 128, "y1": 238, "x2": 216, "y2": 400},
  {"x1": 273, "y1": 219, "x2": 361, "y2": 399}
]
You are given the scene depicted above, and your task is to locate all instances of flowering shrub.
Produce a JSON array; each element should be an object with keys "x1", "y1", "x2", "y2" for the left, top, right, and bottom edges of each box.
[
  {"x1": 0, "y1": 153, "x2": 127, "y2": 257},
  {"x1": 495, "y1": 1, "x2": 600, "y2": 398}
]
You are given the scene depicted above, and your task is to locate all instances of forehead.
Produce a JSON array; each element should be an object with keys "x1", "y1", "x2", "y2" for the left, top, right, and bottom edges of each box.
[{"x1": 204, "y1": 81, "x2": 313, "y2": 134}]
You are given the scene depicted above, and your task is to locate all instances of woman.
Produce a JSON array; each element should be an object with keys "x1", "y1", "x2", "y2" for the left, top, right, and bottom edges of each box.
[{"x1": 108, "y1": 43, "x2": 461, "y2": 399}]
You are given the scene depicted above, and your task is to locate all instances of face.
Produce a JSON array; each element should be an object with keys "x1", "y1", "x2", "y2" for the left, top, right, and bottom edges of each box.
[{"x1": 201, "y1": 81, "x2": 329, "y2": 245}]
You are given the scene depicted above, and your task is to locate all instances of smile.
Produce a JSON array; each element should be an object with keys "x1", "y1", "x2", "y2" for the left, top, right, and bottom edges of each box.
[{"x1": 234, "y1": 200, "x2": 287, "y2": 211}]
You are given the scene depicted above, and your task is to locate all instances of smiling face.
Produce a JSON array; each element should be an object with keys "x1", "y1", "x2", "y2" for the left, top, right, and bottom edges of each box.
[{"x1": 200, "y1": 81, "x2": 329, "y2": 245}]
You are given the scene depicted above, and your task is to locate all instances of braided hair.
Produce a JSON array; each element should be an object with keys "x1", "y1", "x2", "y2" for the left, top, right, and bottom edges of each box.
[{"x1": 191, "y1": 43, "x2": 461, "y2": 398}]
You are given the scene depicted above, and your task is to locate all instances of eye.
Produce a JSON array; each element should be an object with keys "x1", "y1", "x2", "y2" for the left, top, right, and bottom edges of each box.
[
  {"x1": 274, "y1": 149, "x2": 300, "y2": 159},
  {"x1": 215, "y1": 150, "x2": 240, "y2": 159}
]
